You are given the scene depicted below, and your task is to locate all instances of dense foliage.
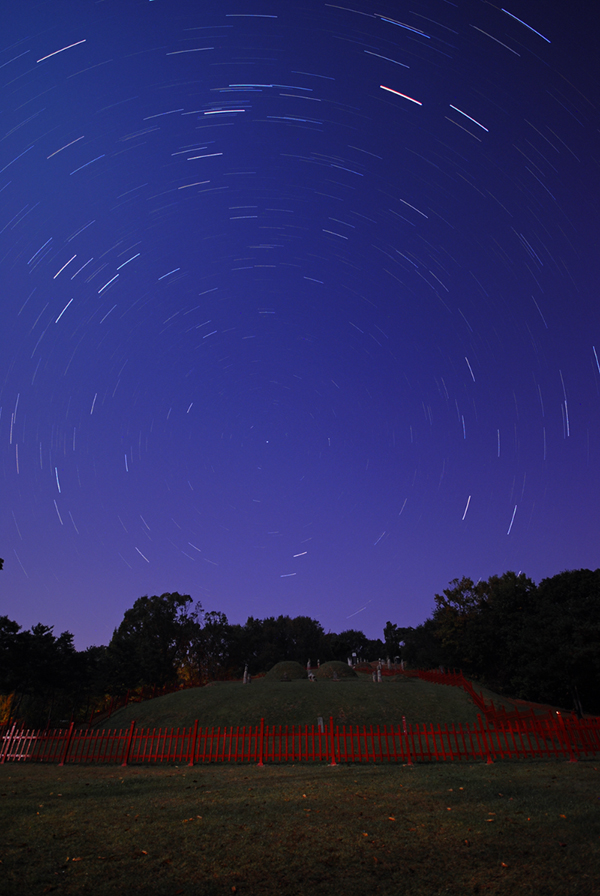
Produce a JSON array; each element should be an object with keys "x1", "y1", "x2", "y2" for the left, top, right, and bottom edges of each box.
[
  {"x1": 391, "y1": 569, "x2": 600, "y2": 715},
  {"x1": 0, "y1": 592, "x2": 384, "y2": 725},
  {"x1": 1, "y1": 567, "x2": 599, "y2": 724},
  {"x1": 0, "y1": 616, "x2": 88, "y2": 727}
]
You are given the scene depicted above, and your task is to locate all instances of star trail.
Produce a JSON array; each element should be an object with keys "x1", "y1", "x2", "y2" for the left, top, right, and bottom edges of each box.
[{"x1": 1, "y1": 0, "x2": 599, "y2": 648}]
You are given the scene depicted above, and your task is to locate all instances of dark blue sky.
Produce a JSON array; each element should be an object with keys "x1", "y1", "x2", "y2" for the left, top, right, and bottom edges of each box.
[{"x1": 2, "y1": 0, "x2": 599, "y2": 649}]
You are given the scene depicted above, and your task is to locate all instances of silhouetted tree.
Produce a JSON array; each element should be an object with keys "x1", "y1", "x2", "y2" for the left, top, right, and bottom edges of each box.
[
  {"x1": 397, "y1": 620, "x2": 446, "y2": 669},
  {"x1": 323, "y1": 629, "x2": 371, "y2": 663},
  {"x1": 107, "y1": 593, "x2": 199, "y2": 691},
  {"x1": 432, "y1": 572, "x2": 537, "y2": 681},
  {"x1": 235, "y1": 614, "x2": 326, "y2": 672},
  {"x1": 0, "y1": 620, "x2": 78, "y2": 726},
  {"x1": 191, "y1": 610, "x2": 233, "y2": 681},
  {"x1": 383, "y1": 621, "x2": 401, "y2": 658},
  {"x1": 385, "y1": 568, "x2": 600, "y2": 714},
  {"x1": 508, "y1": 568, "x2": 600, "y2": 714},
  {"x1": 0, "y1": 615, "x2": 21, "y2": 695}
]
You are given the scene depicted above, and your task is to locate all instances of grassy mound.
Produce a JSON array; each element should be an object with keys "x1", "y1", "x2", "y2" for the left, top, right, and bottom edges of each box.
[
  {"x1": 264, "y1": 661, "x2": 308, "y2": 681},
  {"x1": 314, "y1": 660, "x2": 357, "y2": 680},
  {"x1": 92, "y1": 674, "x2": 492, "y2": 731}
]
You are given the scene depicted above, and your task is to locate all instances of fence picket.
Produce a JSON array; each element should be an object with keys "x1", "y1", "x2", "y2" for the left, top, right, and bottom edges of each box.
[{"x1": 2, "y1": 713, "x2": 599, "y2": 766}]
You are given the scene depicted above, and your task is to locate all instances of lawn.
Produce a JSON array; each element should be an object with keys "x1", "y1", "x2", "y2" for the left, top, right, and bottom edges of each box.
[
  {"x1": 1, "y1": 760, "x2": 597, "y2": 895},
  {"x1": 99, "y1": 675, "x2": 514, "y2": 731}
]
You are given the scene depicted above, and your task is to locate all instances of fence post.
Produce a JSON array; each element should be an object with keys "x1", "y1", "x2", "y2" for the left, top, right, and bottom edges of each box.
[
  {"x1": 403, "y1": 723, "x2": 413, "y2": 766},
  {"x1": 557, "y1": 713, "x2": 578, "y2": 763},
  {"x1": 257, "y1": 718, "x2": 264, "y2": 767},
  {"x1": 478, "y1": 715, "x2": 494, "y2": 764},
  {"x1": 188, "y1": 719, "x2": 198, "y2": 766},
  {"x1": 58, "y1": 722, "x2": 75, "y2": 767},
  {"x1": 329, "y1": 716, "x2": 337, "y2": 766},
  {"x1": 121, "y1": 720, "x2": 136, "y2": 767}
]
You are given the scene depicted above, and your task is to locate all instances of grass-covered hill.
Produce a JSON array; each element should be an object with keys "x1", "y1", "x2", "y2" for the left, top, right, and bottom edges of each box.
[
  {"x1": 314, "y1": 660, "x2": 357, "y2": 680},
  {"x1": 98, "y1": 673, "x2": 516, "y2": 731},
  {"x1": 263, "y1": 661, "x2": 307, "y2": 681}
]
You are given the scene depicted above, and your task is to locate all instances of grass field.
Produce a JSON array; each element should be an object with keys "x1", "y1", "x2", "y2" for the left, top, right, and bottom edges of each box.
[
  {"x1": 1, "y1": 760, "x2": 598, "y2": 895},
  {"x1": 99, "y1": 675, "x2": 517, "y2": 732}
]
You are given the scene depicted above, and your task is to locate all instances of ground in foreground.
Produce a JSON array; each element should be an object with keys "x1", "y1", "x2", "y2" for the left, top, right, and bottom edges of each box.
[{"x1": 0, "y1": 761, "x2": 597, "y2": 895}]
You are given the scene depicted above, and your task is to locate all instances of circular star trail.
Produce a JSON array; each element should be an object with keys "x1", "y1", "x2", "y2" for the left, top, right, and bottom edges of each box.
[{"x1": 1, "y1": 1, "x2": 599, "y2": 647}]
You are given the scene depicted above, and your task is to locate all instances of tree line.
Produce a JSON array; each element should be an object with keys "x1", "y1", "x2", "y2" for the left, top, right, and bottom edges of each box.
[
  {"x1": 385, "y1": 568, "x2": 600, "y2": 716},
  {"x1": 0, "y1": 590, "x2": 384, "y2": 726},
  {"x1": 1, "y1": 562, "x2": 598, "y2": 725}
]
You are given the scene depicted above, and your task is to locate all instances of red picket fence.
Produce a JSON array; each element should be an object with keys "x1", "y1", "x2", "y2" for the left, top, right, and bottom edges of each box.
[
  {"x1": 412, "y1": 668, "x2": 570, "y2": 725},
  {"x1": 2, "y1": 714, "x2": 600, "y2": 766}
]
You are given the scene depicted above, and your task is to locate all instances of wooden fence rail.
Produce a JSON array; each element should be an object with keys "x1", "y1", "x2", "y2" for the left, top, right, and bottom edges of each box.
[{"x1": 2, "y1": 715, "x2": 599, "y2": 766}]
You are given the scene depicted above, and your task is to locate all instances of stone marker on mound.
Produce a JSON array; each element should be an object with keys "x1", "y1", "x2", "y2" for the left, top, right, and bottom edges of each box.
[
  {"x1": 314, "y1": 661, "x2": 358, "y2": 680},
  {"x1": 264, "y1": 661, "x2": 308, "y2": 681}
]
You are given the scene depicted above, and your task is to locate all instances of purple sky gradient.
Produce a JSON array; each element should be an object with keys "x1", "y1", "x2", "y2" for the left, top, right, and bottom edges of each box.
[{"x1": 1, "y1": 0, "x2": 599, "y2": 649}]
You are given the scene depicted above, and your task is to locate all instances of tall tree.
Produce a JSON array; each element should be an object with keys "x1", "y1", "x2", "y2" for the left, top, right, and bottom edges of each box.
[
  {"x1": 510, "y1": 568, "x2": 600, "y2": 714},
  {"x1": 324, "y1": 629, "x2": 372, "y2": 663},
  {"x1": 192, "y1": 610, "x2": 233, "y2": 682},
  {"x1": 107, "y1": 593, "x2": 199, "y2": 691},
  {"x1": 0, "y1": 621, "x2": 78, "y2": 726},
  {"x1": 396, "y1": 620, "x2": 446, "y2": 669},
  {"x1": 432, "y1": 576, "x2": 485, "y2": 670},
  {"x1": 0, "y1": 615, "x2": 22, "y2": 695},
  {"x1": 234, "y1": 614, "x2": 326, "y2": 672},
  {"x1": 461, "y1": 571, "x2": 537, "y2": 688},
  {"x1": 383, "y1": 621, "x2": 400, "y2": 659},
  {"x1": 431, "y1": 572, "x2": 537, "y2": 680}
]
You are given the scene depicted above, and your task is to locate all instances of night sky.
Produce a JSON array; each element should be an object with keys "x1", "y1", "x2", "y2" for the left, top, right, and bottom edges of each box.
[{"x1": 2, "y1": 0, "x2": 599, "y2": 650}]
